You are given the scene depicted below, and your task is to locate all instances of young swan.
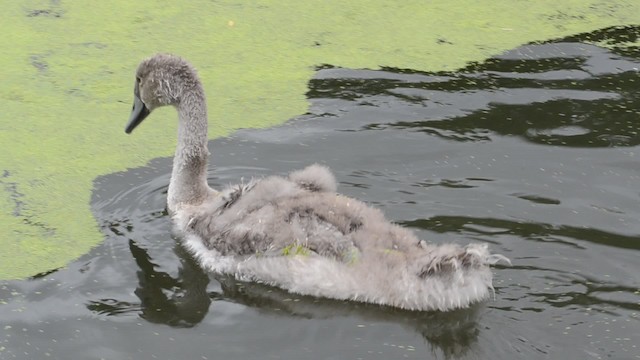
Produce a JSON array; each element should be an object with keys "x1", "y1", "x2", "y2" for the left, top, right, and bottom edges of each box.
[{"x1": 125, "y1": 54, "x2": 510, "y2": 312}]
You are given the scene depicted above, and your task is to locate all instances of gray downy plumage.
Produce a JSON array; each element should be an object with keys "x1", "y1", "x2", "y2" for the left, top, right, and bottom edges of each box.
[{"x1": 124, "y1": 54, "x2": 510, "y2": 312}]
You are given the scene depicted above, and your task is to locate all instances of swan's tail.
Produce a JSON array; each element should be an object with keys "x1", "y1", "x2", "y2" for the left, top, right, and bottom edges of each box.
[
  {"x1": 413, "y1": 242, "x2": 510, "y2": 309},
  {"x1": 417, "y1": 242, "x2": 510, "y2": 279}
]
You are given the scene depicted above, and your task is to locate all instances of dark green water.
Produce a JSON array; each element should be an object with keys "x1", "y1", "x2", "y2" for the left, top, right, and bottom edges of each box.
[{"x1": 2, "y1": 30, "x2": 639, "y2": 359}]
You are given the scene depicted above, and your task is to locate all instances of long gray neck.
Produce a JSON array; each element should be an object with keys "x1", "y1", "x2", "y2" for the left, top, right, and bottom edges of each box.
[{"x1": 167, "y1": 86, "x2": 211, "y2": 213}]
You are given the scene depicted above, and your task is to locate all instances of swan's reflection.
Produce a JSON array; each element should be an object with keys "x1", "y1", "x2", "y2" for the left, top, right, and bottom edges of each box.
[
  {"x1": 130, "y1": 240, "x2": 211, "y2": 327},
  {"x1": 88, "y1": 239, "x2": 211, "y2": 328}
]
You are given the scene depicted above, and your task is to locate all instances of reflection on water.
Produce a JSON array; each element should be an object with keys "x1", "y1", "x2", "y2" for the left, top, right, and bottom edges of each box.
[
  {"x1": 87, "y1": 240, "x2": 211, "y2": 328},
  {"x1": 312, "y1": 40, "x2": 640, "y2": 147},
  {"x1": 2, "y1": 26, "x2": 640, "y2": 359},
  {"x1": 401, "y1": 216, "x2": 640, "y2": 250}
]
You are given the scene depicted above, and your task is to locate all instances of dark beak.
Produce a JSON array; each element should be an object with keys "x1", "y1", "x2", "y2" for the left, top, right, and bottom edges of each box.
[{"x1": 125, "y1": 95, "x2": 150, "y2": 134}]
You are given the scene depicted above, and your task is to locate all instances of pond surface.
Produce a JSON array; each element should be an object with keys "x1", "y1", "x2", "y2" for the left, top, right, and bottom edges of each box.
[{"x1": 2, "y1": 36, "x2": 640, "y2": 359}]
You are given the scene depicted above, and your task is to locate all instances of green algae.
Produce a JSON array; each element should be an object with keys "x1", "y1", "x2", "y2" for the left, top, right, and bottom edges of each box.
[
  {"x1": 1, "y1": 0, "x2": 639, "y2": 279},
  {"x1": 282, "y1": 243, "x2": 311, "y2": 257}
]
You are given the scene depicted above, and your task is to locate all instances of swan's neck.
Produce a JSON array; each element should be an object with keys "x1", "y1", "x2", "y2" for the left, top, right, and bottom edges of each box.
[{"x1": 168, "y1": 86, "x2": 211, "y2": 213}]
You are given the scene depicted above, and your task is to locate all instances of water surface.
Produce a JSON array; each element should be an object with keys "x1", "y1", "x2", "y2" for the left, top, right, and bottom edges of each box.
[{"x1": 1, "y1": 37, "x2": 639, "y2": 359}]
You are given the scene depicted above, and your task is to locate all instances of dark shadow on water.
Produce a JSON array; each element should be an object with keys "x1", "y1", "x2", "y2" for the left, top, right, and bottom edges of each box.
[
  {"x1": 309, "y1": 25, "x2": 640, "y2": 148},
  {"x1": 400, "y1": 216, "x2": 640, "y2": 251},
  {"x1": 28, "y1": 267, "x2": 61, "y2": 280},
  {"x1": 558, "y1": 25, "x2": 640, "y2": 58}
]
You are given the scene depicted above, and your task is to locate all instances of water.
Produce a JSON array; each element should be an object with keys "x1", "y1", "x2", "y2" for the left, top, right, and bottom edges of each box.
[{"x1": 2, "y1": 32, "x2": 640, "y2": 359}]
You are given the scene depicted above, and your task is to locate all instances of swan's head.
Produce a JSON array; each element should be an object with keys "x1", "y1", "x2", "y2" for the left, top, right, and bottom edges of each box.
[{"x1": 125, "y1": 54, "x2": 201, "y2": 134}]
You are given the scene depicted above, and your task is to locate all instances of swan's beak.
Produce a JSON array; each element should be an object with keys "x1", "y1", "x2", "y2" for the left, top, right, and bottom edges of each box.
[{"x1": 125, "y1": 95, "x2": 150, "y2": 134}]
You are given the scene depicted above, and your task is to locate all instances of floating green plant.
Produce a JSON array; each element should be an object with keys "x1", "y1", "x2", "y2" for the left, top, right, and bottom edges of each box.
[{"x1": 282, "y1": 243, "x2": 311, "y2": 257}]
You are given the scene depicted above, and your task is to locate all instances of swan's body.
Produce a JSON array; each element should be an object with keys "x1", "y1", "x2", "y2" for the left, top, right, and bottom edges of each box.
[{"x1": 125, "y1": 54, "x2": 509, "y2": 311}]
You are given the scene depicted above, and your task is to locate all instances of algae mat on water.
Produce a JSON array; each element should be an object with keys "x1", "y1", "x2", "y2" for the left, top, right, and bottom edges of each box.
[{"x1": 1, "y1": 0, "x2": 639, "y2": 279}]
